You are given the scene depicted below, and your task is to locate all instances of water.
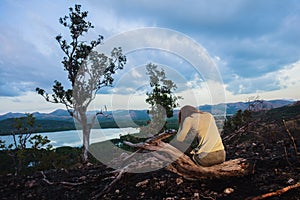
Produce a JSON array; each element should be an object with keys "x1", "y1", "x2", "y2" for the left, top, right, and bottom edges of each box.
[{"x1": 0, "y1": 127, "x2": 139, "y2": 148}]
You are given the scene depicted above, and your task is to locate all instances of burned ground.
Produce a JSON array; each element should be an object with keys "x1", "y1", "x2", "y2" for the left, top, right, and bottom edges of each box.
[{"x1": 0, "y1": 104, "x2": 299, "y2": 199}]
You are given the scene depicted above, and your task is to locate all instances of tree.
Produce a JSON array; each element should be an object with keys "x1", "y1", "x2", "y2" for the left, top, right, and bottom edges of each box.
[
  {"x1": 223, "y1": 96, "x2": 264, "y2": 135},
  {"x1": 247, "y1": 95, "x2": 264, "y2": 112},
  {"x1": 36, "y1": 4, "x2": 126, "y2": 162},
  {"x1": 0, "y1": 140, "x2": 5, "y2": 150},
  {"x1": 11, "y1": 113, "x2": 36, "y2": 150},
  {"x1": 8, "y1": 114, "x2": 52, "y2": 175},
  {"x1": 143, "y1": 63, "x2": 182, "y2": 134},
  {"x1": 222, "y1": 109, "x2": 252, "y2": 135}
]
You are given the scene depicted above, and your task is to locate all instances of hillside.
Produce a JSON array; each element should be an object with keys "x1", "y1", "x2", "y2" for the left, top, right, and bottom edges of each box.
[
  {"x1": 0, "y1": 119, "x2": 76, "y2": 135},
  {"x1": 199, "y1": 99, "x2": 294, "y2": 115},
  {"x1": 0, "y1": 100, "x2": 299, "y2": 199},
  {"x1": 0, "y1": 110, "x2": 150, "y2": 135}
]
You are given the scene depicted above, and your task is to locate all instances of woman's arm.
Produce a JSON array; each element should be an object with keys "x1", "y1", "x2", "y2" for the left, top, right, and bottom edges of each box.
[{"x1": 176, "y1": 117, "x2": 192, "y2": 142}]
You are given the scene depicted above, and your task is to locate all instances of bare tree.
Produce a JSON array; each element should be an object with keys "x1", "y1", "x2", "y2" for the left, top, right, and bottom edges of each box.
[{"x1": 246, "y1": 95, "x2": 264, "y2": 112}]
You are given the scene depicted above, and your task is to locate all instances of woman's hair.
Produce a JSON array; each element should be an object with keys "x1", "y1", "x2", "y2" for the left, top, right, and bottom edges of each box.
[{"x1": 178, "y1": 105, "x2": 203, "y2": 125}]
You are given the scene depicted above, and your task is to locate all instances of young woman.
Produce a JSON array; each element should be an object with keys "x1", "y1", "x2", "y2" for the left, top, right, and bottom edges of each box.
[{"x1": 176, "y1": 105, "x2": 226, "y2": 167}]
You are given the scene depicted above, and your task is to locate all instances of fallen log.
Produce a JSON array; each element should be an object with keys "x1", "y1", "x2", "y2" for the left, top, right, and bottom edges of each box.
[
  {"x1": 122, "y1": 132, "x2": 250, "y2": 179},
  {"x1": 124, "y1": 139, "x2": 249, "y2": 180},
  {"x1": 95, "y1": 132, "x2": 250, "y2": 198}
]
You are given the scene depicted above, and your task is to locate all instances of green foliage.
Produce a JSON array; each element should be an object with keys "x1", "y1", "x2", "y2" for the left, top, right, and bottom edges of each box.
[
  {"x1": 0, "y1": 114, "x2": 83, "y2": 175},
  {"x1": 0, "y1": 147, "x2": 84, "y2": 175},
  {"x1": 51, "y1": 146, "x2": 82, "y2": 168},
  {"x1": 0, "y1": 140, "x2": 5, "y2": 149},
  {"x1": 36, "y1": 4, "x2": 126, "y2": 114},
  {"x1": 2, "y1": 114, "x2": 54, "y2": 175},
  {"x1": 223, "y1": 109, "x2": 252, "y2": 134},
  {"x1": 143, "y1": 63, "x2": 182, "y2": 134},
  {"x1": 29, "y1": 135, "x2": 52, "y2": 150},
  {"x1": 11, "y1": 113, "x2": 35, "y2": 149},
  {"x1": 0, "y1": 150, "x2": 14, "y2": 174}
]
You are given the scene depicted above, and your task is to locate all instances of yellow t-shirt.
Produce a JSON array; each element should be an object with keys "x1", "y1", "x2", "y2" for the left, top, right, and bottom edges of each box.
[{"x1": 176, "y1": 112, "x2": 224, "y2": 155}]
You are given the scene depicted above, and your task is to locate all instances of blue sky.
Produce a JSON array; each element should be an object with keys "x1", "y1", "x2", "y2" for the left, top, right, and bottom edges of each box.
[{"x1": 0, "y1": 0, "x2": 300, "y2": 114}]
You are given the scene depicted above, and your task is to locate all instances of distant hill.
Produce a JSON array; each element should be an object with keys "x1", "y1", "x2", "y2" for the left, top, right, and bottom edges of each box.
[
  {"x1": 49, "y1": 109, "x2": 70, "y2": 117},
  {"x1": 0, "y1": 118, "x2": 76, "y2": 135},
  {"x1": 0, "y1": 112, "x2": 26, "y2": 121},
  {"x1": 0, "y1": 109, "x2": 73, "y2": 122},
  {"x1": 0, "y1": 99, "x2": 295, "y2": 135},
  {"x1": 0, "y1": 99, "x2": 293, "y2": 121},
  {"x1": 0, "y1": 109, "x2": 151, "y2": 135},
  {"x1": 199, "y1": 99, "x2": 294, "y2": 115}
]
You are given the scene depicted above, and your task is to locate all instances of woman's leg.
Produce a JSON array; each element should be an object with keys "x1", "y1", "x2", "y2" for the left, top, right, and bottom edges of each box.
[{"x1": 192, "y1": 150, "x2": 226, "y2": 167}]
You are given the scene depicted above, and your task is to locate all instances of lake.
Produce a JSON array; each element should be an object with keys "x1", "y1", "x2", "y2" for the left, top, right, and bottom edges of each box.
[{"x1": 0, "y1": 127, "x2": 139, "y2": 148}]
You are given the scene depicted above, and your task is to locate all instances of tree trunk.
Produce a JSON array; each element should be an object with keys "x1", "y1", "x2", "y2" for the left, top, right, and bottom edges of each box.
[
  {"x1": 79, "y1": 110, "x2": 91, "y2": 163},
  {"x1": 82, "y1": 125, "x2": 91, "y2": 163}
]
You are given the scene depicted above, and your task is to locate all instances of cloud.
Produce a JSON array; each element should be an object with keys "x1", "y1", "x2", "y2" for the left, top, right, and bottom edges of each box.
[
  {"x1": 93, "y1": 0, "x2": 300, "y2": 89},
  {"x1": 186, "y1": 74, "x2": 204, "y2": 89},
  {"x1": 0, "y1": 0, "x2": 300, "y2": 113},
  {"x1": 0, "y1": 80, "x2": 37, "y2": 97},
  {"x1": 277, "y1": 61, "x2": 300, "y2": 88},
  {"x1": 225, "y1": 74, "x2": 280, "y2": 95},
  {"x1": 0, "y1": 1, "x2": 76, "y2": 96},
  {"x1": 0, "y1": 91, "x2": 66, "y2": 114},
  {"x1": 0, "y1": 31, "x2": 67, "y2": 97},
  {"x1": 131, "y1": 68, "x2": 143, "y2": 78},
  {"x1": 225, "y1": 60, "x2": 300, "y2": 95}
]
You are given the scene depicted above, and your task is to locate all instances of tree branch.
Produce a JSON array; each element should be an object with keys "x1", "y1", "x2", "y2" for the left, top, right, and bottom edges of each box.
[
  {"x1": 283, "y1": 119, "x2": 299, "y2": 162},
  {"x1": 41, "y1": 171, "x2": 84, "y2": 186},
  {"x1": 248, "y1": 181, "x2": 300, "y2": 200}
]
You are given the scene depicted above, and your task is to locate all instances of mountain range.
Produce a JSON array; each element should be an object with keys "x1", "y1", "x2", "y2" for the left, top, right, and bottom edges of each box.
[
  {"x1": 0, "y1": 99, "x2": 295, "y2": 135},
  {"x1": 0, "y1": 99, "x2": 294, "y2": 121}
]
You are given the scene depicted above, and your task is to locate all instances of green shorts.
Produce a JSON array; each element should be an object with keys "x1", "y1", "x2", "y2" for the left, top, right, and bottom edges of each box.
[{"x1": 192, "y1": 149, "x2": 226, "y2": 167}]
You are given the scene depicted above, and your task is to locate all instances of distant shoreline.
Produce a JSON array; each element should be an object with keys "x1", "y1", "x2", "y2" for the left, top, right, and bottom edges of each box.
[
  {"x1": 0, "y1": 127, "x2": 141, "y2": 148},
  {"x1": 0, "y1": 99, "x2": 295, "y2": 136}
]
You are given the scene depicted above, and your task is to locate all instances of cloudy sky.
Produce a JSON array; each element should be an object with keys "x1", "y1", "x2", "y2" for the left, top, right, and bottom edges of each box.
[{"x1": 0, "y1": 0, "x2": 300, "y2": 114}]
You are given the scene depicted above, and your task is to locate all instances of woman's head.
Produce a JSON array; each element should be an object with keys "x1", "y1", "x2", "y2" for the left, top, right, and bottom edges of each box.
[{"x1": 178, "y1": 105, "x2": 202, "y2": 125}]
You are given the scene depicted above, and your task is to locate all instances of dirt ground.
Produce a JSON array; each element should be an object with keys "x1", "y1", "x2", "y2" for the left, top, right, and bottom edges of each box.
[
  {"x1": 0, "y1": 158, "x2": 299, "y2": 200},
  {"x1": 1, "y1": 134, "x2": 299, "y2": 200},
  {"x1": 1, "y1": 106, "x2": 300, "y2": 200}
]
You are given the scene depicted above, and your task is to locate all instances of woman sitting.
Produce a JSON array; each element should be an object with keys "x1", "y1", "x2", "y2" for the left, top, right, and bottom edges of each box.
[{"x1": 175, "y1": 105, "x2": 226, "y2": 167}]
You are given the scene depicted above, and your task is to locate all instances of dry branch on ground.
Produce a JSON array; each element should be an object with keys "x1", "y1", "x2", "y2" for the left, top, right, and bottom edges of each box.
[{"x1": 96, "y1": 132, "x2": 250, "y2": 197}]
